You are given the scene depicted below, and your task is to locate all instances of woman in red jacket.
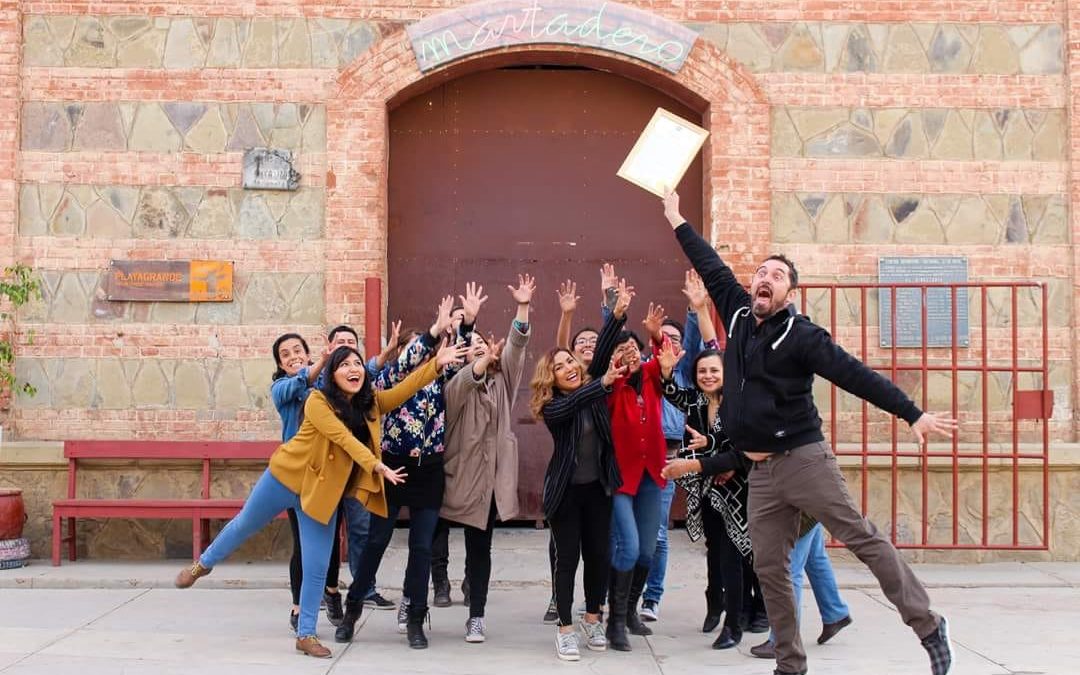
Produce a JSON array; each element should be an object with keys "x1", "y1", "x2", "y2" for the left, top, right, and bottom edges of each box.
[{"x1": 604, "y1": 291, "x2": 670, "y2": 652}]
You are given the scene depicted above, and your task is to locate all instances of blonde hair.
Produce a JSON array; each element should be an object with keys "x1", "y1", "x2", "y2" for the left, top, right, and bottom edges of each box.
[{"x1": 529, "y1": 347, "x2": 587, "y2": 420}]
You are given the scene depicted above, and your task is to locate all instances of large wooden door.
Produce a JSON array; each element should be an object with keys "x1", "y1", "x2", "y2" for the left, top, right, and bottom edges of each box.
[{"x1": 388, "y1": 67, "x2": 703, "y2": 521}]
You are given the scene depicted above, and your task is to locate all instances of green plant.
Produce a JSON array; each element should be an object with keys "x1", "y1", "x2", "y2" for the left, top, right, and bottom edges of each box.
[{"x1": 0, "y1": 263, "x2": 42, "y2": 397}]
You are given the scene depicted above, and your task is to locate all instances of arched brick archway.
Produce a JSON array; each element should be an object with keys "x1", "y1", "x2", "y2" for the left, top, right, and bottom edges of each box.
[{"x1": 324, "y1": 25, "x2": 770, "y2": 330}]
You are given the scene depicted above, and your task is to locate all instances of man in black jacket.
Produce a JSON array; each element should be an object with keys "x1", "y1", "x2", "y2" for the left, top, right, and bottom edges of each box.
[{"x1": 661, "y1": 190, "x2": 957, "y2": 675}]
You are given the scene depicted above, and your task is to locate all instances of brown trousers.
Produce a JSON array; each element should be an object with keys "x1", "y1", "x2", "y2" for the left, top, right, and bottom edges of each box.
[{"x1": 748, "y1": 441, "x2": 938, "y2": 673}]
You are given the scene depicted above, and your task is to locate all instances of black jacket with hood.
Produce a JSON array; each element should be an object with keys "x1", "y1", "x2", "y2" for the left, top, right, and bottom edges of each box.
[{"x1": 673, "y1": 222, "x2": 922, "y2": 454}]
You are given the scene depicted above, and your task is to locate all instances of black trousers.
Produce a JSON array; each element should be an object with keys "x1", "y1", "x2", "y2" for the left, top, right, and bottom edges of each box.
[
  {"x1": 703, "y1": 505, "x2": 744, "y2": 630},
  {"x1": 288, "y1": 506, "x2": 341, "y2": 605},
  {"x1": 463, "y1": 502, "x2": 498, "y2": 618},
  {"x1": 548, "y1": 481, "x2": 612, "y2": 627},
  {"x1": 431, "y1": 517, "x2": 450, "y2": 584}
]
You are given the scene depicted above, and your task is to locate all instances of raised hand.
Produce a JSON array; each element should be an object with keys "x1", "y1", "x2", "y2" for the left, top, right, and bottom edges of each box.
[
  {"x1": 600, "y1": 263, "x2": 617, "y2": 293},
  {"x1": 557, "y1": 279, "x2": 579, "y2": 314},
  {"x1": 657, "y1": 336, "x2": 682, "y2": 377},
  {"x1": 643, "y1": 302, "x2": 666, "y2": 341},
  {"x1": 601, "y1": 354, "x2": 628, "y2": 387},
  {"x1": 910, "y1": 412, "x2": 959, "y2": 444},
  {"x1": 460, "y1": 282, "x2": 488, "y2": 324},
  {"x1": 613, "y1": 278, "x2": 635, "y2": 319},
  {"x1": 682, "y1": 269, "x2": 708, "y2": 311},
  {"x1": 387, "y1": 319, "x2": 402, "y2": 348},
  {"x1": 508, "y1": 274, "x2": 536, "y2": 305},
  {"x1": 662, "y1": 189, "x2": 683, "y2": 228},
  {"x1": 431, "y1": 295, "x2": 455, "y2": 336},
  {"x1": 434, "y1": 338, "x2": 469, "y2": 371},
  {"x1": 487, "y1": 335, "x2": 505, "y2": 363}
]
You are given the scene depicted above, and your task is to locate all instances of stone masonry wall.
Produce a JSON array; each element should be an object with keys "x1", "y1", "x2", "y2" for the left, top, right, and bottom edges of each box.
[{"x1": 1, "y1": 0, "x2": 1076, "y2": 558}]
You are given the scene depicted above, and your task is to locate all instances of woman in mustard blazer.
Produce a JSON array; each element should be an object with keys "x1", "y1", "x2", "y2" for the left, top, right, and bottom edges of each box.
[{"x1": 175, "y1": 343, "x2": 464, "y2": 658}]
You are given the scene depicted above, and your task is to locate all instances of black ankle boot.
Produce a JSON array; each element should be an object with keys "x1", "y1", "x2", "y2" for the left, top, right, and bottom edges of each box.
[
  {"x1": 406, "y1": 604, "x2": 429, "y2": 649},
  {"x1": 334, "y1": 604, "x2": 362, "y2": 643},
  {"x1": 324, "y1": 590, "x2": 344, "y2": 626},
  {"x1": 712, "y1": 625, "x2": 742, "y2": 649},
  {"x1": 626, "y1": 565, "x2": 653, "y2": 636},
  {"x1": 605, "y1": 568, "x2": 633, "y2": 652},
  {"x1": 702, "y1": 587, "x2": 723, "y2": 633}
]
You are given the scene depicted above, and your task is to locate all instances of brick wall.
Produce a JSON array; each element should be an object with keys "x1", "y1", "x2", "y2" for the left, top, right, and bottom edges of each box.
[{"x1": 5, "y1": 0, "x2": 1074, "y2": 444}]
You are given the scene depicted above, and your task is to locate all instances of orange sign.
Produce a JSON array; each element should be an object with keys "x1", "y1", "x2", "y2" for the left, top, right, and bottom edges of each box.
[{"x1": 106, "y1": 260, "x2": 233, "y2": 302}]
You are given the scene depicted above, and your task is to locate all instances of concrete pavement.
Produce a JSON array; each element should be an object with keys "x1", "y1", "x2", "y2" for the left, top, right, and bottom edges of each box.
[{"x1": 1, "y1": 530, "x2": 1077, "y2": 674}]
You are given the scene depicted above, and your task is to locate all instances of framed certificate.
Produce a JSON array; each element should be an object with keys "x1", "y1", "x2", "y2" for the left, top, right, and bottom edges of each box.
[{"x1": 617, "y1": 108, "x2": 709, "y2": 197}]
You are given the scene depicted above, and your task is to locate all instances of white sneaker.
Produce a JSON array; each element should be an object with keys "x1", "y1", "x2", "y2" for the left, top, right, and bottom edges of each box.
[
  {"x1": 640, "y1": 599, "x2": 659, "y2": 622},
  {"x1": 555, "y1": 628, "x2": 580, "y2": 661},
  {"x1": 578, "y1": 617, "x2": 606, "y2": 651},
  {"x1": 465, "y1": 616, "x2": 486, "y2": 643},
  {"x1": 397, "y1": 598, "x2": 409, "y2": 634}
]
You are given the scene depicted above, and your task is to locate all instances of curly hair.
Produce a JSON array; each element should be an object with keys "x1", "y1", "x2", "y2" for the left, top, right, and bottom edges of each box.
[
  {"x1": 529, "y1": 347, "x2": 588, "y2": 420},
  {"x1": 271, "y1": 332, "x2": 310, "y2": 382}
]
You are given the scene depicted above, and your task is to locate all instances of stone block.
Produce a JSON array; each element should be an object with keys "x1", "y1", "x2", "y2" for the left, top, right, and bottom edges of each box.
[
  {"x1": 129, "y1": 104, "x2": 182, "y2": 152},
  {"x1": 52, "y1": 359, "x2": 96, "y2": 408},
  {"x1": 85, "y1": 199, "x2": 132, "y2": 238},
  {"x1": 241, "y1": 19, "x2": 277, "y2": 67},
  {"x1": 288, "y1": 275, "x2": 326, "y2": 324},
  {"x1": 883, "y1": 24, "x2": 929, "y2": 73},
  {"x1": 771, "y1": 192, "x2": 813, "y2": 243},
  {"x1": 777, "y1": 25, "x2": 823, "y2": 71},
  {"x1": 851, "y1": 195, "x2": 893, "y2": 243},
  {"x1": 928, "y1": 25, "x2": 971, "y2": 73},
  {"x1": 99, "y1": 186, "x2": 140, "y2": 222},
  {"x1": 131, "y1": 362, "x2": 170, "y2": 406},
  {"x1": 340, "y1": 21, "x2": 379, "y2": 65},
  {"x1": 163, "y1": 102, "x2": 207, "y2": 136},
  {"x1": 726, "y1": 24, "x2": 772, "y2": 72},
  {"x1": 72, "y1": 103, "x2": 126, "y2": 151},
  {"x1": 946, "y1": 197, "x2": 997, "y2": 244},
  {"x1": 1002, "y1": 113, "x2": 1035, "y2": 160},
  {"x1": 148, "y1": 302, "x2": 197, "y2": 324},
  {"x1": 277, "y1": 18, "x2": 312, "y2": 67},
  {"x1": 805, "y1": 123, "x2": 881, "y2": 157},
  {"x1": 207, "y1": 19, "x2": 242, "y2": 67},
  {"x1": 173, "y1": 361, "x2": 212, "y2": 408},
  {"x1": 50, "y1": 195, "x2": 86, "y2": 236},
  {"x1": 971, "y1": 26, "x2": 1019, "y2": 74},
  {"x1": 163, "y1": 18, "x2": 207, "y2": 69},
  {"x1": 117, "y1": 26, "x2": 166, "y2": 67},
  {"x1": 1031, "y1": 111, "x2": 1066, "y2": 161},
  {"x1": 66, "y1": 17, "x2": 117, "y2": 67},
  {"x1": 226, "y1": 107, "x2": 266, "y2": 151},
  {"x1": 930, "y1": 112, "x2": 973, "y2": 160},
  {"x1": 972, "y1": 112, "x2": 1003, "y2": 160},
  {"x1": 107, "y1": 16, "x2": 152, "y2": 41},
  {"x1": 301, "y1": 106, "x2": 327, "y2": 152},
  {"x1": 184, "y1": 107, "x2": 229, "y2": 153},
  {"x1": 18, "y1": 185, "x2": 47, "y2": 236},
  {"x1": 1018, "y1": 25, "x2": 1064, "y2": 74},
  {"x1": 815, "y1": 193, "x2": 849, "y2": 243},
  {"x1": 21, "y1": 103, "x2": 72, "y2": 151},
  {"x1": 23, "y1": 16, "x2": 65, "y2": 66},
  {"x1": 840, "y1": 27, "x2": 877, "y2": 72},
  {"x1": 1029, "y1": 196, "x2": 1067, "y2": 244},
  {"x1": 189, "y1": 190, "x2": 236, "y2": 238},
  {"x1": 240, "y1": 275, "x2": 288, "y2": 323},
  {"x1": 238, "y1": 194, "x2": 279, "y2": 238},
  {"x1": 279, "y1": 189, "x2": 325, "y2": 239},
  {"x1": 213, "y1": 360, "x2": 253, "y2": 409},
  {"x1": 133, "y1": 188, "x2": 191, "y2": 238},
  {"x1": 787, "y1": 108, "x2": 848, "y2": 145},
  {"x1": 95, "y1": 359, "x2": 133, "y2": 409}
]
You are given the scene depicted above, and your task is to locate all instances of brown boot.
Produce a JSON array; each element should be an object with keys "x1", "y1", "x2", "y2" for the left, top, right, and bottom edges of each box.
[
  {"x1": 174, "y1": 561, "x2": 212, "y2": 588},
  {"x1": 295, "y1": 635, "x2": 332, "y2": 658}
]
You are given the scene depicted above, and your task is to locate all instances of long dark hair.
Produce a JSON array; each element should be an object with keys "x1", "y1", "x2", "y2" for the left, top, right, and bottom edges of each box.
[
  {"x1": 320, "y1": 347, "x2": 376, "y2": 438},
  {"x1": 271, "y1": 332, "x2": 310, "y2": 381}
]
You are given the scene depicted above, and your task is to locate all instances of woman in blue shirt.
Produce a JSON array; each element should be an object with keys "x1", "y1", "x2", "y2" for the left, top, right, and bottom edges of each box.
[{"x1": 270, "y1": 332, "x2": 341, "y2": 631}]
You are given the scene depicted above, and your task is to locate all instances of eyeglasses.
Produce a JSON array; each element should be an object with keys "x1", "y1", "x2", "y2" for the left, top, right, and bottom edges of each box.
[{"x1": 573, "y1": 337, "x2": 598, "y2": 347}]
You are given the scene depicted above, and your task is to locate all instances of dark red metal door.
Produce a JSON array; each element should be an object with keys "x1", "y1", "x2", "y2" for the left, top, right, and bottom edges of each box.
[{"x1": 388, "y1": 67, "x2": 703, "y2": 521}]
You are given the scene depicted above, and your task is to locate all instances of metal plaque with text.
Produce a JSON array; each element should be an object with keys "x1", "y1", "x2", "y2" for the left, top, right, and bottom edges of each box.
[
  {"x1": 106, "y1": 260, "x2": 234, "y2": 302},
  {"x1": 242, "y1": 148, "x2": 301, "y2": 191},
  {"x1": 878, "y1": 257, "x2": 969, "y2": 348}
]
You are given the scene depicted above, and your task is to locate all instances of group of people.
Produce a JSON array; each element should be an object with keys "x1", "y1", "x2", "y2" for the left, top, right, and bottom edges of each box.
[{"x1": 174, "y1": 192, "x2": 957, "y2": 675}]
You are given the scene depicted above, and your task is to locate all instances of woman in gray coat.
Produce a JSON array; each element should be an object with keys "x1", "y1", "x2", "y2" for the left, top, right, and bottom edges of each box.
[{"x1": 443, "y1": 274, "x2": 534, "y2": 644}]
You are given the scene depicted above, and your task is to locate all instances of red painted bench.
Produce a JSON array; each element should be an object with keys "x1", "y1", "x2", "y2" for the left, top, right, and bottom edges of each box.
[{"x1": 52, "y1": 440, "x2": 279, "y2": 566}]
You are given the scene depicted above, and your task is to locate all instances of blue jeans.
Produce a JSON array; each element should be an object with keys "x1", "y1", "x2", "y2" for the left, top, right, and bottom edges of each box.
[
  {"x1": 342, "y1": 496, "x2": 378, "y2": 600},
  {"x1": 200, "y1": 470, "x2": 337, "y2": 638},
  {"x1": 643, "y1": 477, "x2": 675, "y2": 603},
  {"x1": 768, "y1": 523, "x2": 850, "y2": 642},
  {"x1": 610, "y1": 472, "x2": 662, "y2": 571},
  {"x1": 346, "y1": 503, "x2": 440, "y2": 611}
]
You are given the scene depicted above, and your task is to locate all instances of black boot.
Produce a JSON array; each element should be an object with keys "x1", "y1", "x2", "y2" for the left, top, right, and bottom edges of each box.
[
  {"x1": 334, "y1": 602, "x2": 362, "y2": 643},
  {"x1": 702, "y1": 587, "x2": 723, "y2": 633},
  {"x1": 712, "y1": 624, "x2": 742, "y2": 649},
  {"x1": 406, "y1": 603, "x2": 429, "y2": 649},
  {"x1": 626, "y1": 565, "x2": 653, "y2": 636},
  {"x1": 605, "y1": 568, "x2": 633, "y2": 652},
  {"x1": 324, "y1": 590, "x2": 344, "y2": 626}
]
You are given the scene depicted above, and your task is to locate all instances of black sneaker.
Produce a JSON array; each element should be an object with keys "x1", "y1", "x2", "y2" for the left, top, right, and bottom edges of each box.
[
  {"x1": 433, "y1": 580, "x2": 452, "y2": 608},
  {"x1": 364, "y1": 591, "x2": 396, "y2": 610},
  {"x1": 542, "y1": 596, "x2": 558, "y2": 624},
  {"x1": 324, "y1": 591, "x2": 344, "y2": 626},
  {"x1": 921, "y1": 616, "x2": 954, "y2": 675},
  {"x1": 289, "y1": 610, "x2": 298, "y2": 633}
]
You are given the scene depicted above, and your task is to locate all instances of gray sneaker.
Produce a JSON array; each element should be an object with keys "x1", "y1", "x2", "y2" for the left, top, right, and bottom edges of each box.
[
  {"x1": 578, "y1": 617, "x2": 607, "y2": 651},
  {"x1": 465, "y1": 616, "x2": 486, "y2": 643},
  {"x1": 397, "y1": 598, "x2": 410, "y2": 634},
  {"x1": 555, "y1": 628, "x2": 580, "y2": 661}
]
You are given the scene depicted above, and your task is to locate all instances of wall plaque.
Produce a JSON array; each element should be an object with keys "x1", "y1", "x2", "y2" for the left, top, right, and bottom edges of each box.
[
  {"x1": 242, "y1": 148, "x2": 301, "y2": 190},
  {"x1": 106, "y1": 260, "x2": 234, "y2": 302},
  {"x1": 878, "y1": 257, "x2": 969, "y2": 348},
  {"x1": 407, "y1": 0, "x2": 699, "y2": 74}
]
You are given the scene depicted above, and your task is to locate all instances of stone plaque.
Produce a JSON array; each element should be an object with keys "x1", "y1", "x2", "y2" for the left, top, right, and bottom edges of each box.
[
  {"x1": 407, "y1": 0, "x2": 699, "y2": 74},
  {"x1": 879, "y1": 257, "x2": 969, "y2": 348},
  {"x1": 242, "y1": 148, "x2": 301, "y2": 190},
  {"x1": 107, "y1": 260, "x2": 233, "y2": 302}
]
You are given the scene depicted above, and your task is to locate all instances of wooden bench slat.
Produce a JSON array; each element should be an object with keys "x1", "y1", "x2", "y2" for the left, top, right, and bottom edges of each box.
[{"x1": 64, "y1": 440, "x2": 279, "y2": 460}]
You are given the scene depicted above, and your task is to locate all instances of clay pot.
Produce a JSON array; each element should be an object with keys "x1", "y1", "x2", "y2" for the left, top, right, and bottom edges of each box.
[{"x1": 0, "y1": 488, "x2": 26, "y2": 540}]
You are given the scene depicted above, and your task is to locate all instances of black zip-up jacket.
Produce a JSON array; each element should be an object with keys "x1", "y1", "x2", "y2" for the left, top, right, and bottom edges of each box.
[
  {"x1": 674, "y1": 222, "x2": 922, "y2": 454},
  {"x1": 540, "y1": 311, "x2": 625, "y2": 518}
]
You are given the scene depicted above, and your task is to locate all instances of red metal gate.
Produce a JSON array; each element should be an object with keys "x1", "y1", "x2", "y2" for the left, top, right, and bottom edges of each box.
[{"x1": 799, "y1": 282, "x2": 1051, "y2": 550}]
